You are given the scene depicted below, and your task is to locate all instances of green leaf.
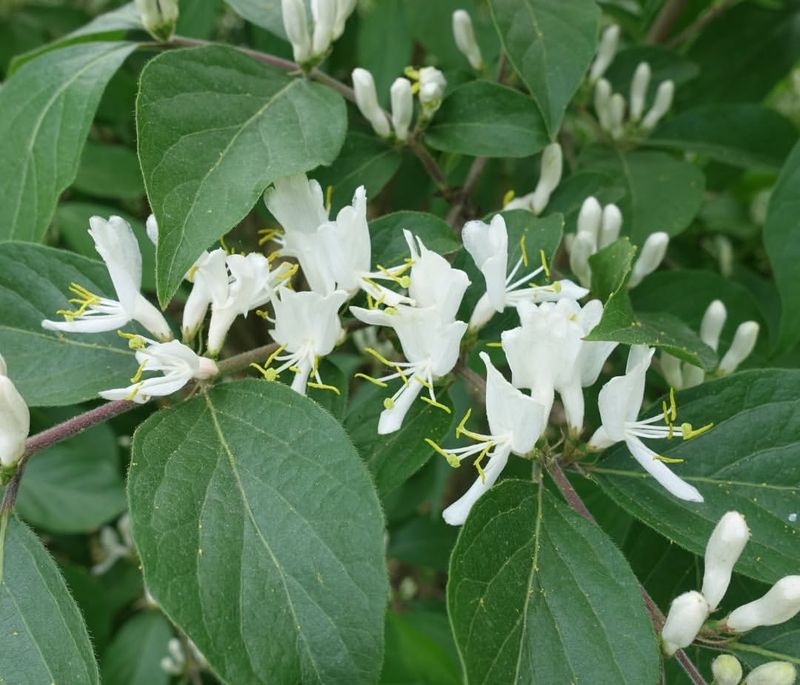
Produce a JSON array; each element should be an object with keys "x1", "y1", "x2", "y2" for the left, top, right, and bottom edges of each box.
[
  {"x1": 578, "y1": 147, "x2": 705, "y2": 243},
  {"x1": 448, "y1": 481, "x2": 660, "y2": 684},
  {"x1": 0, "y1": 517, "x2": 99, "y2": 684},
  {"x1": 312, "y1": 132, "x2": 401, "y2": 212},
  {"x1": 387, "y1": 515, "x2": 458, "y2": 572},
  {"x1": 488, "y1": 0, "x2": 599, "y2": 135},
  {"x1": 592, "y1": 369, "x2": 800, "y2": 585},
  {"x1": 73, "y1": 141, "x2": 145, "y2": 200},
  {"x1": 128, "y1": 380, "x2": 388, "y2": 684},
  {"x1": 648, "y1": 104, "x2": 798, "y2": 170},
  {"x1": 0, "y1": 42, "x2": 136, "y2": 242},
  {"x1": 369, "y1": 211, "x2": 460, "y2": 266},
  {"x1": 224, "y1": 0, "x2": 286, "y2": 38},
  {"x1": 137, "y1": 45, "x2": 347, "y2": 306},
  {"x1": 101, "y1": 611, "x2": 173, "y2": 685},
  {"x1": 16, "y1": 408, "x2": 126, "y2": 534},
  {"x1": 0, "y1": 242, "x2": 135, "y2": 406},
  {"x1": 764, "y1": 140, "x2": 800, "y2": 353},
  {"x1": 589, "y1": 236, "x2": 637, "y2": 301},
  {"x1": 425, "y1": 81, "x2": 548, "y2": 158},
  {"x1": 345, "y1": 384, "x2": 453, "y2": 498}
]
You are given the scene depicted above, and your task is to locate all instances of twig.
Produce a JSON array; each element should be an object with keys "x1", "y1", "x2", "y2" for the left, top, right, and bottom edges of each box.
[
  {"x1": 446, "y1": 156, "x2": 488, "y2": 231},
  {"x1": 666, "y1": 0, "x2": 740, "y2": 49},
  {"x1": 407, "y1": 138, "x2": 450, "y2": 194},
  {"x1": 646, "y1": 0, "x2": 689, "y2": 44},
  {"x1": 215, "y1": 342, "x2": 278, "y2": 376}
]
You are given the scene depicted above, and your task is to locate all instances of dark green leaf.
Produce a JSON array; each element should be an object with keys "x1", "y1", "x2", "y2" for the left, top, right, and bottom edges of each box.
[
  {"x1": 128, "y1": 380, "x2": 388, "y2": 684},
  {"x1": 73, "y1": 141, "x2": 145, "y2": 200},
  {"x1": 224, "y1": 0, "x2": 286, "y2": 38},
  {"x1": 369, "y1": 211, "x2": 460, "y2": 266},
  {"x1": 381, "y1": 611, "x2": 460, "y2": 685},
  {"x1": 101, "y1": 611, "x2": 173, "y2": 685}
]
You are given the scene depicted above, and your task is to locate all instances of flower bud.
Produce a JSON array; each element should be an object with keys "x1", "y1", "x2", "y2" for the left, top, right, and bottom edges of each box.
[
  {"x1": 282, "y1": 0, "x2": 312, "y2": 64},
  {"x1": 682, "y1": 364, "x2": 705, "y2": 389},
  {"x1": 660, "y1": 352, "x2": 684, "y2": 390},
  {"x1": 135, "y1": 0, "x2": 179, "y2": 41},
  {"x1": 311, "y1": 0, "x2": 336, "y2": 56},
  {"x1": 590, "y1": 24, "x2": 620, "y2": 83},
  {"x1": 418, "y1": 67, "x2": 447, "y2": 116},
  {"x1": 352, "y1": 68, "x2": 391, "y2": 138},
  {"x1": 390, "y1": 77, "x2": 414, "y2": 141},
  {"x1": 641, "y1": 80, "x2": 674, "y2": 130},
  {"x1": 569, "y1": 232, "x2": 595, "y2": 289},
  {"x1": 662, "y1": 591, "x2": 710, "y2": 656},
  {"x1": 712, "y1": 655, "x2": 743, "y2": 685},
  {"x1": 452, "y1": 10, "x2": 483, "y2": 70},
  {"x1": 726, "y1": 576, "x2": 800, "y2": 632},
  {"x1": 608, "y1": 93, "x2": 626, "y2": 139},
  {"x1": 744, "y1": 661, "x2": 797, "y2": 685},
  {"x1": 700, "y1": 300, "x2": 727, "y2": 352},
  {"x1": 702, "y1": 511, "x2": 750, "y2": 611},
  {"x1": 628, "y1": 231, "x2": 669, "y2": 288},
  {"x1": 576, "y1": 196, "x2": 602, "y2": 247},
  {"x1": 599, "y1": 203, "x2": 623, "y2": 248},
  {"x1": 531, "y1": 142, "x2": 562, "y2": 215},
  {"x1": 594, "y1": 78, "x2": 613, "y2": 131},
  {"x1": 629, "y1": 62, "x2": 651, "y2": 122},
  {"x1": 718, "y1": 322, "x2": 759, "y2": 375},
  {"x1": 146, "y1": 214, "x2": 159, "y2": 245},
  {"x1": 0, "y1": 354, "x2": 30, "y2": 469},
  {"x1": 332, "y1": 0, "x2": 356, "y2": 39}
]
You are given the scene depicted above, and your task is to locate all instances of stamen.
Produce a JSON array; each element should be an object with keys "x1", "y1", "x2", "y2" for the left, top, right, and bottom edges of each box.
[
  {"x1": 653, "y1": 454, "x2": 685, "y2": 464},
  {"x1": 117, "y1": 331, "x2": 147, "y2": 350},
  {"x1": 264, "y1": 345, "x2": 287, "y2": 368},
  {"x1": 219, "y1": 235, "x2": 232, "y2": 254},
  {"x1": 455, "y1": 408, "x2": 472, "y2": 439},
  {"x1": 502, "y1": 189, "x2": 515, "y2": 207},
  {"x1": 383, "y1": 397, "x2": 395, "y2": 410},
  {"x1": 354, "y1": 373, "x2": 388, "y2": 388},
  {"x1": 519, "y1": 235, "x2": 529, "y2": 268},
  {"x1": 308, "y1": 381, "x2": 341, "y2": 395},
  {"x1": 485, "y1": 341, "x2": 502, "y2": 348},
  {"x1": 425, "y1": 438, "x2": 461, "y2": 468},
  {"x1": 539, "y1": 249, "x2": 550, "y2": 280},
  {"x1": 473, "y1": 442, "x2": 495, "y2": 483},
  {"x1": 125, "y1": 382, "x2": 145, "y2": 401},
  {"x1": 325, "y1": 185, "x2": 333, "y2": 213},
  {"x1": 420, "y1": 396, "x2": 451, "y2": 413},
  {"x1": 681, "y1": 422, "x2": 713, "y2": 440},
  {"x1": 250, "y1": 362, "x2": 279, "y2": 381},
  {"x1": 404, "y1": 66, "x2": 420, "y2": 80},
  {"x1": 254, "y1": 309, "x2": 270, "y2": 320},
  {"x1": 130, "y1": 359, "x2": 148, "y2": 384}
]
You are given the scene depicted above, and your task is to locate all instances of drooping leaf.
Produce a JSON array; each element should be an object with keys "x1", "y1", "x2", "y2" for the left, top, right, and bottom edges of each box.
[
  {"x1": 0, "y1": 41, "x2": 136, "y2": 242},
  {"x1": 448, "y1": 481, "x2": 660, "y2": 684},
  {"x1": 101, "y1": 611, "x2": 173, "y2": 685},
  {"x1": 0, "y1": 517, "x2": 99, "y2": 683},
  {"x1": 137, "y1": 45, "x2": 347, "y2": 305},
  {"x1": 128, "y1": 379, "x2": 389, "y2": 685}
]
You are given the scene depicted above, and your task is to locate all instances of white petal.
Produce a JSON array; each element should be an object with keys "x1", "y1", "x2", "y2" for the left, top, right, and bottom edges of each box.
[
  {"x1": 442, "y1": 446, "x2": 511, "y2": 526},
  {"x1": 88, "y1": 215, "x2": 142, "y2": 315},
  {"x1": 263, "y1": 174, "x2": 328, "y2": 236},
  {"x1": 378, "y1": 378, "x2": 423, "y2": 434},
  {"x1": 626, "y1": 436, "x2": 704, "y2": 502}
]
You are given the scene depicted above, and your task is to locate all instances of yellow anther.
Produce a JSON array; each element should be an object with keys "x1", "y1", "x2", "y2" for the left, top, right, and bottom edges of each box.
[
  {"x1": 186, "y1": 265, "x2": 199, "y2": 282},
  {"x1": 539, "y1": 249, "x2": 550, "y2": 280},
  {"x1": 219, "y1": 235, "x2": 232, "y2": 253},
  {"x1": 125, "y1": 382, "x2": 144, "y2": 401},
  {"x1": 473, "y1": 442, "x2": 494, "y2": 483},
  {"x1": 410, "y1": 81, "x2": 420, "y2": 95},
  {"x1": 485, "y1": 341, "x2": 502, "y2": 348},
  {"x1": 56, "y1": 282, "x2": 101, "y2": 319},
  {"x1": 455, "y1": 408, "x2": 473, "y2": 439},
  {"x1": 413, "y1": 375, "x2": 432, "y2": 390},
  {"x1": 681, "y1": 422, "x2": 713, "y2": 440},
  {"x1": 365, "y1": 347, "x2": 396, "y2": 368},
  {"x1": 519, "y1": 235, "x2": 529, "y2": 268},
  {"x1": 354, "y1": 373, "x2": 388, "y2": 388},
  {"x1": 289, "y1": 365, "x2": 300, "y2": 373},
  {"x1": 325, "y1": 185, "x2": 333, "y2": 212},
  {"x1": 264, "y1": 345, "x2": 286, "y2": 368},
  {"x1": 257, "y1": 227, "x2": 283, "y2": 246},
  {"x1": 117, "y1": 331, "x2": 147, "y2": 350},
  {"x1": 404, "y1": 66, "x2": 420, "y2": 80},
  {"x1": 384, "y1": 306, "x2": 398, "y2": 315},
  {"x1": 254, "y1": 309, "x2": 270, "y2": 320},
  {"x1": 383, "y1": 397, "x2": 395, "y2": 410},
  {"x1": 308, "y1": 381, "x2": 341, "y2": 395},
  {"x1": 669, "y1": 387, "x2": 678, "y2": 422},
  {"x1": 654, "y1": 454, "x2": 685, "y2": 464},
  {"x1": 420, "y1": 396, "x2": 452, "y2": 413},
  {"x1": 502, "y1": 189, "x2": 515, "y2": 207},
  {"x1": 425, "y1": 438, "x2": 461, "y2": 468},
  {"x1": 267, "y1": 250, "x2": 282, "y2": 263},
  {"x1": 250, "y1": 362, "x2": 279, "y2": 381},
  {"x1": 551, "y1": 281, "x2": 561, "y2": 293},
  {"x1": 130, "y1": 359, "x2": 148, "y2": 384},
  {"x1": 376, "y1": 264, "x2": 411, "y2": 288}
]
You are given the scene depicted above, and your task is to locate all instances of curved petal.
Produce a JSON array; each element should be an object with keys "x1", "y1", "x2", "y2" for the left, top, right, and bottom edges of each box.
[
  {"x1": 88, "y1": 215, "x2": 142, "y2": 315},
  {"x1": 626, "y1": 436, "x2": 704, "y2": 502},
  {"x1": 442, "y1": 446, "x2": 511, "y2": 526}
]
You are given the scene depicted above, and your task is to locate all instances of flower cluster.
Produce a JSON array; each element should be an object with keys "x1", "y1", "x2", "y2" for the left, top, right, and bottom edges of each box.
[
  {"x1": 711, "y1": 655, "x2": 797, "y2": 685},
  {"x1": 281, "y1": 0, "x2": 356, "y2": 66}
]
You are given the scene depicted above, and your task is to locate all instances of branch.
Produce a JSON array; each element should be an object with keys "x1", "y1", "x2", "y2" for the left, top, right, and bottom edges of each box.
[
  {"x1": 647, "y1": 0, "x2": 689, "y2": 44},
  {"x1": 215, "y1": 342, "x2": 278, "y2": 376},
  {"x1": 546, "y1": 461, "x2": 708, "y2": 685},
  {"x1": 446, "y1": 156, "x2": 488, "y2": 231},
  {"x1": 666, "y1": 0, "x2": 740, "y2": 49}
]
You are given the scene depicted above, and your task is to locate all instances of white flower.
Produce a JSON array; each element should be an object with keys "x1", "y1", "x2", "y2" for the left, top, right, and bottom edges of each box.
[
  {"x1": 352, "y1": 68, "x2": 391, "y2": 138},
  {"x1": 42, "y1": 216, "x2": 172, "y2": 341},
  {"x1": 712, "y1": 655, "x2": 743, "y2": 685},
  {"x1": 91, "y1": 513, "x2": 132, "y2": 575},
  {"x1": 661, "y1": 591, "x2": 710, "y2": 656},
  {"x1": 417, "y1": 67, "x2": 447, "y2": 119},
  {"x1": 589, "y1": 24, "x2": 620, "y2": 83},
  {"x1": 436, "y1": 352, "x2": 547, "y2": 525},
  {"x1": 99, "y1": 338, "x2": 218, "y2": 404},
  {"x1": 452, "y1": 10, "x2": 483, "y2": 70},
  {"x1": 719, "y1": 322, "x2": 760, "y2": 375},
  {"x1": 702, "y1": 511, "x2": 750, "y2": 611},
  {"x1": 504, "y1": 143, "x2": 563, "y2": 215},
  {"x1": 135, "y1": 0, "x2": 178, "y2": 41},
  {"x1": 567, "y1": 196, "x2": 623, "y2": 288},
  {"x1": 744, "y1": 662, "x2": 797, "y2": 685},
  {"x1": 390, "y1": 77, "x2": 414, "y2": 141},
  {"x1": 725, "y1": 576, "x2": 800, "y2": 632},
  {"x1": 628, "y1": 231, "x2": 669, "y2": 288},
  {"x1": 629, "y1": 62, "x2": 651, "y2": 122},
  {"x1": 642, "y1": 80, "x2": 675, "y2": 130},
  {"x1": 588, "y1": 345, "x2": 706, "y2": 502},
  {"x1": 282, "y1": 0, "x2": 312, "y2": 63},
  {"x1": 311, "y1": 0, "x2": 336, "y2": 56},
  {"x1": 206, "y1": 253, "x2": 294, "y2": 356},
  {"x1": 182, "y1": 249, "x2": 229, "y2": 342},
  {"x1": 332, "y1": 0, "x2": 356, "y2": 39},
  {"x1": 594, "y1": 78, "x2": 613, "y2": 131},
  {"x1": 463, "y1": 214, "x2": 588, "y2": 330},
  {"x1": 501, "y1": 298, "x2": 616, "y2": 432},
  {"x1": 262, "y1": 287, "x2": 347, "y2": 395},
  {"x1": 0, "y1": 353, "x2": 29, "y2": 469}
]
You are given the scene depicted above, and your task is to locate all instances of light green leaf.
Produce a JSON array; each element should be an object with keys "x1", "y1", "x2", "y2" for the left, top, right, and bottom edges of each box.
[
  {"x1": 101, "y1": 611, "x2": 173, "y2": 685},
  {"x1": 425, "y1": 81, "x2": 548, "y2": 158},
  {"x1": 369, "y1": 211, "x2": 460, "y2": 266},
  {"x1": 448, "y1": 481, "x2": 660, "y2": 684},
  {"x1": 0, "y1": 242, "x2": 135, "y2": 406},
  {"x1": 488, "y1": 0, "x2": 599, "y2": 135},
  {"x1": 592, "y1": 369, "x2": 800, "y2": 585},
  {"x1": 137, "y1": 45, "x2": 347, "y2": 306},
  {"x1": 0, "y1": 41, "x2": 136, "y2": 242},
  {"x1": 128, "y1": 380, "x2": 388, "y2": 685},
  {"x1": 648, "y1": 104, "x2": 797, "y2": 169},
  {"x1": 0, "y1": 517, "x2": 99, "y2": 684}
]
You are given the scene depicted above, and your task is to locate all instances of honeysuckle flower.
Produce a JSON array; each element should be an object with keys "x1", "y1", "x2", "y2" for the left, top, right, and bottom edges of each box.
[
  {"x1": 256, "y1": 287, "x2": 347, "y2": 395},
  {"x1": 311, "y1": 0, "x2": 336, "y2": 56},
  {"x1": 182, "y1": 248, "x2": 228, "y2": 342},
  {"x1": 135, "y1": 0, "x2": 178, "y2": 41},
  {"x1": 661, "y1": 591, "x2": 710, "y2": 656},
  {"x1": 452, "y1": 10, "x2": 483, "y2": 70},
  {"x1": 712, "y1": 655, "x2": 743, "y2": 685},
  {"x1": 628, "y1": 231, "x2": 670, "y2": 288},
  {"x1": 629, "y1": 62, "x2": 651, "y2": 122},
  {"x1": 0, "y1": 353, "x2": 29, "y2": 470},
  {"x1": 725, "y1": 576, "x2": 800, "y2": 632},
  {"x1": 501, "y1": 298, "x2": 616, "y2": 432},
  {"x1": 282, "y1": 0, "x2": 312, "y2": 63},
  {"x1": 462, "y1": 214, "x2": 588, "y2": 330},
  {"x1": 160, "y1": 637, "x2": 209, "y2": 676},
  {"x1": 744, "y1": 662, "x2": 797, "y2": 685},
  {"x1": 588, "y1": 345, "x2": 707, "y2": 502},
  {"x1": 99, "y1": 337, "x2": 218, "y2": 404},
  {"x1": 503, "y1": 142, "x2": 563, "y2": 215},
  {"x1": 589, "y1": 24, "x2": 620, "y2": 83},
  {"x1": 352, "y1": 68, "x2": 391, "y2": 138},
  {"x1": 642, "y1": 80, "x2": 675, "y2": 130},
  {"x1": 719, "y1": 322, "x2": 760, "y2": 375},
  {"x1": 566, "y1": 196, "x2": 623, "y2": 288},
  {"x1": 390, "y1": 77, "x2": 414, "y2": 141},
  {"x1": 608, "y1": 92, "x2": 626, "y2": 139},
  {"x1": 42, "y1": 216, "x2": 172, "y2": 341},
  {"x1": 432, "y1": 352, "x2": 547, "y2": 526},
  {"x1": 91, "y1": 513, "x2": 132, "y2": 575},
  {"x1": 414, "y1": 66, "x2": 447, "y2": 121},
  {"x1": 702, "y1": 511, "x2": 750, "y2": 611},
  {"x1": 594, "y1": 79, "x2": 613, "y2": 131}
]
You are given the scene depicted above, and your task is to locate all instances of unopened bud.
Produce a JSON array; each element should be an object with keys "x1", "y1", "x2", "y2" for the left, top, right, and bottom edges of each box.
[
  {"x1": 726, "y1": 576, "x2": 800, "y2": 632},
  {"x1": 608, "y1": 93, "x2": 626, "y2": 139},
  {"x1": 282, "y1": 0, "x2": 312, "y2": 64},
  {"x1": 594, "y1": 78, "x2": 613, "y2": 131},
  {"x1": 629, "y1": 231, "x2": 669, "y2": 288},
  {"x1": 135, "y1": 0, "x2": 178, "y2": 41},
  {"x1": 352, "y1": 68, "x2": 391, "y2": 138},
  {"x1": 744, "y1": 661, "x2": 797, "y2": 685},
  {"x1": 712, "y1": 655, "x2": 743, "y2": 685},
  {"x1": 718, "y1": 321, "x2": 759, "y2": 375},
  {"x1": 577, "y1": 196, "x2": 602, "y2": 248},
  {"x1": 569, "y1": 232, "x2": 595, "y2": 289},
  {"x1": 682, "y1": 364, "x2": 706, "y2": 389},
  {"x1": 453, "y1": 10, "x2": 483, "y2": 69},
  {"x1": 700, "y1": 300, "x2": 727, "y2": 352},
  {"x1": 418, "y1": 67, "x2": 447, "y2": 116},
  {"x1": 390, "y1": 77, "x2": 414, "y2": 141},
  {"x1": 642, "y1": 80, "x2": 674, "y2": 130},
  {"x1": 662, "y1": 591, "x2": 710, "y2": 656},
  {"x1": 629, "y1": 62, "x2": 651, "y2": 122},
  {"x1": 702, "y1": 511, "x2": 750, "y2": 611},
  {"x1": 311, "y1": 0, "x2": 336, "y2": 56},
  {"x1": 332, "y1": 0, "x2": 356, "y2": 39},
  {"x1": 590, "y1": 24, "x2": 620, "y2": 82},
  {"x1": 599, "y1": 203, "x2": 622, "y2": 248},
  {"x1": 0, "y1": 354, "x2": 30, "y2": 470},
  {"x1": 531, "y1": 143, "x2": 563, "y2": 214},
  {"x1": 146, "y1": 214, "x2": 159, "y2": 245},
  {"x1": 660, "y1": 352, "x2": 684, "y2": 390}
]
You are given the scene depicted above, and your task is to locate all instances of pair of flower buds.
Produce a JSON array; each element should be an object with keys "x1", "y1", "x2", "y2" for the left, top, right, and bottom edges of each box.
[
  {"x1": 711, "y1": 654, "x2": 796, "y2": 685},
  {"x1": 662, "y1": 511, "x2": 800, "y2": 655},
  {"x1": 281, "y1": 0, "x2": 356, "y2": 65}
]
